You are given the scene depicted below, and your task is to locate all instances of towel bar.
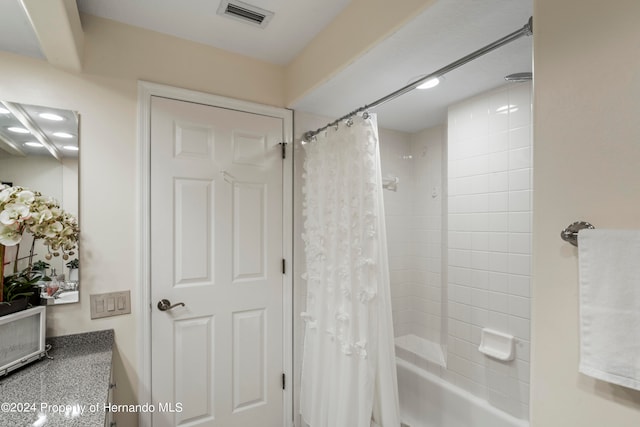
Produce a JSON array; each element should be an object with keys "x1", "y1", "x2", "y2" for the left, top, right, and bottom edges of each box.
[{"x1": 561, "y1": 221, "x2": 595, "y2": 246}]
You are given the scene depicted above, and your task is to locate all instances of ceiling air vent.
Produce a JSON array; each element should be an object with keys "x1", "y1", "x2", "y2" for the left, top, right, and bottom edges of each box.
[{"x1": 217, "y1": 0, "x2": 274, "y2": 29}]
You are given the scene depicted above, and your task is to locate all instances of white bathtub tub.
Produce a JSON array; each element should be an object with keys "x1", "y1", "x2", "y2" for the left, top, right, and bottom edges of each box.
[{"x1": 396, "y1": 359, "x2": 529, "y2": 427}]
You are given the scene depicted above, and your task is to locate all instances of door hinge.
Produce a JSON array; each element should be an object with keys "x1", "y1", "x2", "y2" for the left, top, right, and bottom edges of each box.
[
  {"x1": 282, "y1": 373, "x2": 286, "y2": 390},
  {"x1": 279, "y1": 142, "x2": 287, "y2": 159},
  {"x1": 282, "y1": 258, "x2": 286, "y2": 275}
]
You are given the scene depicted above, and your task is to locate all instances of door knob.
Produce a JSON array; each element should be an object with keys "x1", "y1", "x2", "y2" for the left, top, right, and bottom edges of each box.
[{"x1": 157, "y1": 299, "x2": 186, "y2": 311}]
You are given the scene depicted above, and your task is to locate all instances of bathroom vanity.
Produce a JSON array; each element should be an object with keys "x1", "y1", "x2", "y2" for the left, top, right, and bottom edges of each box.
[{"x1": 0, "y1": 329, "x2": 114, "y2": 426}]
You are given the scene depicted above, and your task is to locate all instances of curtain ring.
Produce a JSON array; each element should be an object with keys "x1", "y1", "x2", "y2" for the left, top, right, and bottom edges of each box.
[
  {"x1": 345, "y1": 117, "x2": 354, "y2": 127},
  {"x1": 362, "y1": 111, "x2": 370, "y2": 120}
]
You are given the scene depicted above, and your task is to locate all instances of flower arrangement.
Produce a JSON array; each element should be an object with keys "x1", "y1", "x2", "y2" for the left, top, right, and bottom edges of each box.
[{"x1": 0, "y1": 184, "x2": 79, "y2": 303}]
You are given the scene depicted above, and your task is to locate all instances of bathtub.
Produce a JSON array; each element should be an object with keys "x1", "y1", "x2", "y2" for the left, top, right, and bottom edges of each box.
[{"x1": 396, "y1": 359, "x2": 529, "y2": 427}]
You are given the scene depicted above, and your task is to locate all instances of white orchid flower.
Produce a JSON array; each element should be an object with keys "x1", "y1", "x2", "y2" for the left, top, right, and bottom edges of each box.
[
  {"x1": 15, "y1": 190, "x2": 35, "y2": 205},
  {"x1": 32, "y1": 208, "x2": 53, "y2": 224},
  {"x1": 42, "y1": 221, "x2": 63, "y2": 238},
  {"x1": 0, "y1": 202, "x2": 31, "y2": 225},
  {"x1": 0, "y1": 223, "x2": 22, "y2": 246},
  {"x1": 0, "y1": 185, "x2": 78, "y2": 257},
  {"x1": 0, "y1": 187, "x2": 16, "y2": 203}
]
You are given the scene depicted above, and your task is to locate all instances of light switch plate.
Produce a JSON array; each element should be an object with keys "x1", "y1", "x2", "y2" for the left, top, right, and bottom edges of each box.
[{"x1": 90, "y1": 291, "x2": 131, "y2": 319}]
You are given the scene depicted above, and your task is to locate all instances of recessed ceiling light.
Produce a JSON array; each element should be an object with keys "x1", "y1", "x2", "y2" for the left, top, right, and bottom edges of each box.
[
  {"x1": 0, "y1": 107, "x2": 9, "y2": 114},
  {"x1": 24, "y1": 141, "x2": 43, "y2": 148},
  {"x1": 62, "y1": 145, "x2": 78, "y2": 151},
  {"x1": 416, "y1": 77, "x2": 440, "y2": 90},
  {"x1": 39, "y1": 112, "x2": 64, "y2": 121},
  {"x1": 53, "y1": 132, "x2": 74, "y2": 138},
  {"x1": 8, "y1": 126, "x2": 30, "y2": 134}
]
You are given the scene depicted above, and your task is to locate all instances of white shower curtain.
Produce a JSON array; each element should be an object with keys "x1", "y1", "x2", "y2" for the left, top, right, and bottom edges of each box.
[{"x1": 299, "y1": 114, "x2": 400, "y2": 427}]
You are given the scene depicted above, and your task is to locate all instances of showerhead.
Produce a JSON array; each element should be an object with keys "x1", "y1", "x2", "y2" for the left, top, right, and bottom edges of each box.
[{"x1": 505, "y1": 72, "x2": 533, "y2": 82}]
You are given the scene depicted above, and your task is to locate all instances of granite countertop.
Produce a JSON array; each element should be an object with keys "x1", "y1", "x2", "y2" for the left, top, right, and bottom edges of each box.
[{"x1": 0, "y1": 329, "x2": 114, "y2": 427}]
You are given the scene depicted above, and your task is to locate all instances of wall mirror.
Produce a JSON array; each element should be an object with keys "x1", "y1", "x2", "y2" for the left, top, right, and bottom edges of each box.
[{"x1": 0, "y1": 100, "x2": 79, "y2": 305}]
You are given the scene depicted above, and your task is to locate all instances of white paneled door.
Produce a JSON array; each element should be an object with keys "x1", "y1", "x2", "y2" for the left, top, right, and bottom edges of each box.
[{"x1": 150, "y1": 96, "x2": 286, "y2": 427}]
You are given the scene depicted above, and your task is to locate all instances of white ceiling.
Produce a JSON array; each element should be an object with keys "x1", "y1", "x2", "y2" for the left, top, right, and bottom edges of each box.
[
  {"x1": 76, "y1": 0, "x2": 352, "y2": 65},
  {"x1": 0, "y1": 0, "x2": 43, "y2": 59},
  {"x1": 0, "y1": 0, "x2": 532, "y2": 134},
  {"x1": 292, "y1": 0, "x2": 533, "y2": 133}
]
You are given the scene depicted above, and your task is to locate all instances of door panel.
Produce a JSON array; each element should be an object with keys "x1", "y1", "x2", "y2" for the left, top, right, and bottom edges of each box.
[{"x1": 150, "y1": 96, "x2": 284, "y2": 427}]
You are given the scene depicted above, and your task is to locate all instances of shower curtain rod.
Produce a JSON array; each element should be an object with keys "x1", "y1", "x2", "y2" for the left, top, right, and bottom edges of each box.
[{"x1": 303, "y1": 16, "x2": 533, "y2": 141}]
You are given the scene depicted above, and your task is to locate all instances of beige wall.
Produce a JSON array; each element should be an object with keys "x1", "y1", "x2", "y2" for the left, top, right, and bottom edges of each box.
[
  {"x1": 532, "y1": 1, "x2": 640, "y2": 425},
  {"x1": 0, "y1": 14, "x2": 284, "y2": 427},
  {"x1": 4, "y1": 1, "x2": 640, "y2": 425}
]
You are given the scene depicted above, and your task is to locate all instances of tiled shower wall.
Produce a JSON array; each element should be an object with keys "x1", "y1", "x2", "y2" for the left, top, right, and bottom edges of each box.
[
  {"x1": 445, "y1": 82, "x2": 532, "y2": 419},
  {"x1": 381, "y1": 126, "x2": 444, "y2": 347},
  {"x1": 295, "y1": 80, "x2": 532, "y2": 422}
]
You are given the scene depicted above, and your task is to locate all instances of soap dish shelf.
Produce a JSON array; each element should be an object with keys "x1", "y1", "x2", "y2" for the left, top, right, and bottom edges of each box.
[{"x1": 478, "y1": 328, "x2": 515, "y2": 361}]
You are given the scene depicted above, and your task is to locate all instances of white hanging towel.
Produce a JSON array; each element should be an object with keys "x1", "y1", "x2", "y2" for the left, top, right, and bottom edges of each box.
[{"x1": 578, "y1": 229, "x2": 640, "y2": 390}]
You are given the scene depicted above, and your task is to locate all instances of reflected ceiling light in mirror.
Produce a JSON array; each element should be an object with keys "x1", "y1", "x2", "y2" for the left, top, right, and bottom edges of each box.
[
  {"x1": 0, "y1": 107, "x2": 9, "y2": 114},
  {"x1": 53, "y1": 131, "x2": 74, "y2": 138},
  {"x1": 24, "y1": 141, "x2": 44, "y2": 148},
  {"x1": 8, "y1": 126, "x2": 30, "y2": 134},
  {"x1": 416, "y1": 77, "x2": 441, "y2": 90},
  {"x1": 62, "y1": 145, "x2": 78, "y2": 151},
  {"x1": 39, "y1": 112, "x2": 64, "y2": 121}
]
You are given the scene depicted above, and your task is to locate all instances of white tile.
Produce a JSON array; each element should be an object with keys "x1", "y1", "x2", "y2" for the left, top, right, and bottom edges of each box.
[
  {"x1": 488, "y1": 131, "x2": 509, "y2": 153},
  {"x1": 472, "y1": 155, "x2": 491, "y2": 176},
  {"x1": 509, "y1": 295, "x2": 531, "y2": 319},
  {"x1": 489, "y1": 233, "x2": 508, "y2": 252},
  {"x1": 488, "y1": 91, "x2": 510, "y2": 134},
  {"x1": 487, "y1": 311, "x2": 510, "y2": 332},
  {"x1": 512, "y1": 359, "x2": 531, "y2": 384},
  {"x1": 508, "y1": 168, "x2": 531, "y2": 191},
  {"x1": 489, "y1": 213, "x2": 509, "y2": 232},
  {"x1": 489, "y1": 272, "x2": 510, "y2": 293},
  {"x1": 516, "y1": 339, "x2": 530, "y2": 362},
  {"x1": 509, "y1": 275, "x2": 530, "y2": 298},
  {"x1": 509, "y1": 147, "x2": 532, "y2": 170},
  {"x1": 509, "y1": 212, "x2": 531, "y2": 233},
  {"x1": 448, "y1": 354, "x2": 468, "y2": 377},
  {"x1": 449, "y1": 249, "x2": 472, "y2": 268},
  {"x1": 464, "y1": 136, "x2": 490, "y2": 159},
  {"x1": 470, "y1": 194, "x2": 489, "y2": 212},
  {"x1": 449, "y1": 267, "x2": 472, "y2": 286},
  {"x1": 508, "y1": 85, "x2": 532, "y2": 129},
  {"x1": 489, "y1": 172, "x2": 509, "y2": 192},
  {"x1": 469, "y1": 361, "x2": 489, "y2": 386},
  {"x1": 452, "y1": 284, "x2": 471, "y2": 305},
  {"x1": 508, "y1": 254, "x2": 531, "y2": 275},
  {"x1": 452, "y1": 318, "x2": 472, "y2": 342},
  {"x1": 489, "y1": 291, "x2": 509, "y2": 314},
  {"x1": 471, "y1": 232, "x2": 489, "y2": 251},
  {"x1": 472, "y1": 250, "x2": 489, "y2": 270},
  {"x1": 509, "y1": 126, "x2": 531, "y2": 150},
  {"x1": 471, "y1": 288, "x2": 489, "y2": 309},
  {"x1": 471, "y1": 325, "x2": 483, "y2": 346},
  {"x1": 471, "y1": 174, "x2": 489, "y2": 195},
  {"x1": 489, "y1": 192, "x2": 508, "y2": 212},
  {"x1": 508, "y1": 190, "x2": 531, "y2": 212},
  {"x1": 518, "y1": 381, "x2": 531, "y2": 404},
  {"x1": 471, "y1": 307, "x2": 489, "y2": 327},
  {"x1": 487, "y1": 369, "x2": 510, "y2": 394},
  {"x1": 488, "y1": 151, "x2": 509, "y2": 173},
  {"x1": 509, "y1": 315, "x2": 531, "y2": 341},
  {"x1": 471, "y1": 270, "x2": 489, "y2": 289},
  {"x1": 471, "y1": 213, "x2": 489, "y2": 232}
]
